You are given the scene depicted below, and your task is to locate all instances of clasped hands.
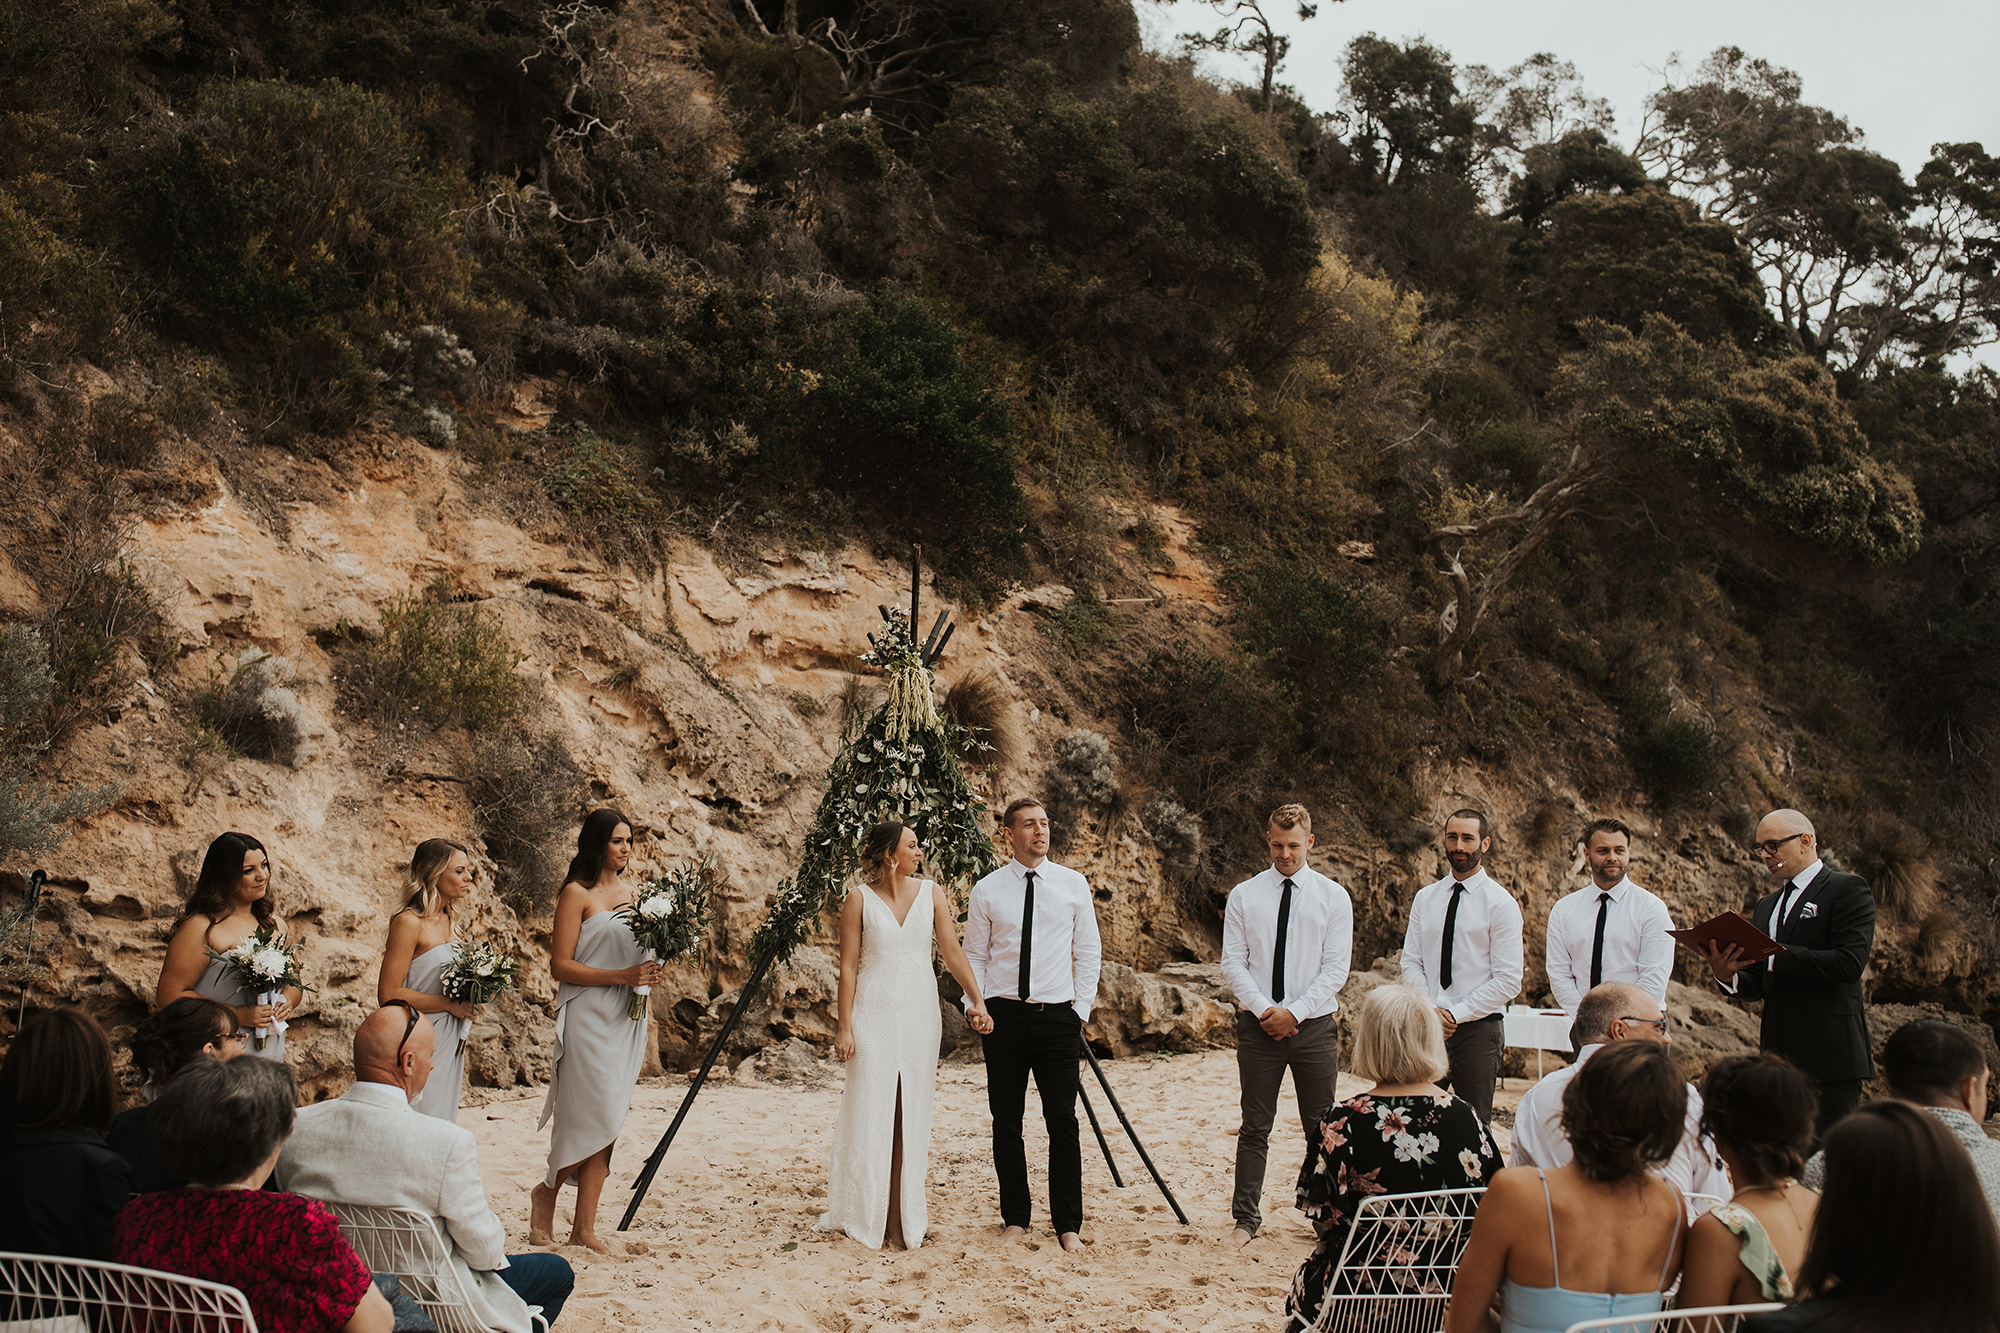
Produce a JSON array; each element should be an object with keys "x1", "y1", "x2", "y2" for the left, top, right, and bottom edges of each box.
[{"x1": 1258, "y1": 1005, "x2": 1299, "y2": 1040}]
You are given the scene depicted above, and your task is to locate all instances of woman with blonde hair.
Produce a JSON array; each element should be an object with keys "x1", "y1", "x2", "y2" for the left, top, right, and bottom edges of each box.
[
  {"x1": 1284, "y1": 984, "x2": 1501, "y2": 1332},
  {"x1": 377, "y1": 838, "x2": 480, "y2": 1121}
]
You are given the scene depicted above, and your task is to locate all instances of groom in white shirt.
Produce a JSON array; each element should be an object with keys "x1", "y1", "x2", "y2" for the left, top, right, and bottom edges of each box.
[
  {"x1": 963, "y1": 798, "x2": 1103, "y2": 1253},
  {"x1": 1219, "y1": 803, "x2": 1352, "y2": 1247}
]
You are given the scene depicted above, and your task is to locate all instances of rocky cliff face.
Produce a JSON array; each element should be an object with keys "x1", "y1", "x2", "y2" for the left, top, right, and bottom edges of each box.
[{"x1": 4, "y1": 400, "x2": 1989, "y2": 1098}]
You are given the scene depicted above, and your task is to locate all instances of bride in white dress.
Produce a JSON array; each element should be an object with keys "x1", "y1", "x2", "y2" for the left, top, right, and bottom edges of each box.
[{"x1": 817, "y1": 821, "x2": 993, "y2": 1250}]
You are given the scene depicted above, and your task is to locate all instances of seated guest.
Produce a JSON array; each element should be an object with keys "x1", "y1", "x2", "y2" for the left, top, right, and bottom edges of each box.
[
  {"x1": 1511, "y1": 982, "x2": 1729, "y2": 1210},
  {"x1": 1746, "y1": 1100, "x2": 2000, "y2": 1332},
  {"x1": 1446, "y1": 1041, "x2": 1688, "y2": 1333},
  {"x1": 115, "y1": 1058, "x2": 393, "y2": 1333},
  {"x1": 1283, "y1": 984, "x2": 1500, "y2": 1333},
  {"x1": 1679, "y1": 1053, "x2": 1819, "y2": 1307},
  {"x1": 0, "y1": 1007, "x2": 130, "y2": 1259},
  {"x1": 107, "y1": 996, "x2": 244, "y2": 1192},
  {"x1": 1802, "y1": 1018, "x2": 2000, "y2": 1221},
  {"x1": 275, "y1": 1004, "x2": 573, "y2": 1331}
]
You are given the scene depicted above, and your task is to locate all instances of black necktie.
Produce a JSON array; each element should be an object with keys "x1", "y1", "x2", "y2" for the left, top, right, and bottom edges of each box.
[
  {"x1": 1272, "y1": 877, "x2": 1295, "y2": 1003},
  {"x1": 1439, "y1": 883, "x2": 1466, "y2": 991},
  {"x1": 1778, "y1": 881, "x2": 1806, "y2": 942},
  {"x1": 1589, "y1": 891, "x2": 1611, "y2": 990},
  {"x1": 1017, "y1": 870, "x2": 1037, "y2": 1000}
]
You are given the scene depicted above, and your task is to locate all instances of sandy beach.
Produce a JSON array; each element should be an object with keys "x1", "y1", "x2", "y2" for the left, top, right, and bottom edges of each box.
[{"x1": 467, "y1": 1051, "x2": 1522, "y2": 1331}]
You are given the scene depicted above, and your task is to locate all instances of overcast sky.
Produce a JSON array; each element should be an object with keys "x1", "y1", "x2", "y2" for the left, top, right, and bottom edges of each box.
[{"x1": 1139, "y1": 0, "x2": 1999, "y2": 178}]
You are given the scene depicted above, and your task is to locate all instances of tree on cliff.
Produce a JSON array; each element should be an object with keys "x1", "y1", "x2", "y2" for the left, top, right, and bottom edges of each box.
[
  {"x1": 0, "y1": 628, "x2": 116, "y2": 868},
  {"x1": 1428, "y1": 316, "x2": 1924, "y2": 684}
]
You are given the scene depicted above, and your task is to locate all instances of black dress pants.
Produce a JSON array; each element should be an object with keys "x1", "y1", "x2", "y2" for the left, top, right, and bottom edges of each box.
[{"x1": 982, "y1": 998, "x2": 1084, "y2": 1235}]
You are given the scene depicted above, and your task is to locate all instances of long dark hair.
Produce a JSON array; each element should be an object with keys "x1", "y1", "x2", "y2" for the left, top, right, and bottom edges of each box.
[
  {"x1": 174, "y1": 832, "x2": 275, "y2": 933},
  {"x1": 1797, "y1": 1100, "x2": 2000, "y2": 1331},
  {"x1": 860, "y1": 821, "x2": 910, "y2": 881},
  {"x1": 131, "y1": 996, "x2": 239, "y2": 1087},
  {"x1": 0, "y1": 1007, "x2": 116, "y2": 1133},
  {"x1": 563, "y1": 809, "x2": 631, "y2": 889}
]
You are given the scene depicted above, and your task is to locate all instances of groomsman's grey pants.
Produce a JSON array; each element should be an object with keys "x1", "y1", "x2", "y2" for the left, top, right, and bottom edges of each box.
[
  {"x1": 1442, "y1": 1013, "x2": 1505, "y2": 1124},
  {"x1": 1232, "y1": 1010, "x2": 1340, "y2": 1234}
]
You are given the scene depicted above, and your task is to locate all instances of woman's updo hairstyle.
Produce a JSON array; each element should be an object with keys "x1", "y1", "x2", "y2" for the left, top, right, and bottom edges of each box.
[
  {"x1": 1699, "y1": 1052, "x2": 1817, "y2": 1184},
  {"x1": 860, "y1": 821, "x2": 910, "y2": 880},
  {"x1": 131, "y1": 996, "x2": 240, "y2": 1088},
  {"x1": 1560, "y1": 1039, "x2": 1687, "y2": 1183},
  {"x1": 401, "y1": 837, "x2": 472, "y2": 916}
]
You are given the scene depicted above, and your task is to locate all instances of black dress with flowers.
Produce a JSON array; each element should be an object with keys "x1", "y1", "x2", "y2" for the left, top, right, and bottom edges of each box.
[{"x1": 1283, "y1": 1091, "x2": 1500, "y2": 1332}]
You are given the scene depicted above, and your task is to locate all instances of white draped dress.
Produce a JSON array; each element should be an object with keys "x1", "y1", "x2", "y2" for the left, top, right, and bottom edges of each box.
[
  {"x1": 538, "y1": 911, "x2": 647, "y2": 1185},
  {"x1": 815, "y1": 880, "x2": 944, "y2": 1249},
  {"x1": 402, "y1": 941, "x2": 469, "y2": 1122}
]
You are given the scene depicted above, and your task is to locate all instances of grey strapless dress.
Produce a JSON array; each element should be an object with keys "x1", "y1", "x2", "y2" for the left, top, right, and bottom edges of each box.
[
  {"x1": 195, "y1": 956, "x2": 287, "y2": 1062},
  {"x1": 403, "y1": 941, "x2": 468, "y2": 1122},
  {"x1": 538, "y1": 912, "x2": 647, "y2": 1186}
]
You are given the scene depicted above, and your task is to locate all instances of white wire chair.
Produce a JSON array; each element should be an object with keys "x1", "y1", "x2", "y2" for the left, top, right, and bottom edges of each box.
[
  {"x1": 1563, "y1": 1304, "x2": 1784, "y2": 1333},
  {"x1": 323, "y1": 1203, "x2": 547, "y2": 1333},
  {"x1": 0, "y1": 1250, "x2": 259, "y2": 1332},
  {"x1": 1308, "y1": 1187, "x2": 1487, "y2": 1333}
]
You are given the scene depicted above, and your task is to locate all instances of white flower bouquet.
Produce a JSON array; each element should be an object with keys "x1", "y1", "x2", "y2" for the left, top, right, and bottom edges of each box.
[
  {"x1": 615, "y1": 858, "x2": 715, "y2": 1021},
  {"x1": 206, "y1": 923, "x2": 308, "y2": 1050},
  {"x1": 438, "y1": 940, "x2": 518, "y2": 1055}
]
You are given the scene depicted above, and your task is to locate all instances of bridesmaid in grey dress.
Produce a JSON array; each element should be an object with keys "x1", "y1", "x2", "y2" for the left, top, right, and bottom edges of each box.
[
  {"x1": 156, "y1": 832, "x2": 300, "y2": 1062},
  {"x1": 377, "y1": 838, "x2": 480, "y2": 1121},
  {"x1": 531, "y1": 808, "x2": 664, "y2": 1254}
]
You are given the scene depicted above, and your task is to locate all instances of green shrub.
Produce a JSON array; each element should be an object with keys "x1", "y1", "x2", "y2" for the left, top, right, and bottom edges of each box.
[
  {"x1": 1035, "y1": 592, "x2": 1119, "y2": 660},
  {"x1": 188, "y1": 649, "x2": 310, "y2": 767},
  {"x1": 1236, "y1": 562, "x2": 1381, "y2": 701},
  {"x1": 470, "y1": 725, "x2": 584, "y2": 914},
  {"x1": 0, "y1": 626, "x2": 117, "y2": 867},
  {"x1": 120, "y1": 79, "x2": 481, "y2": 431},
  {"x1": 344, "y1": 585, "x2": 523, "y2": 731},
  {"x1": 1628, "y1": 719, "x2": 1716, "y2": 805}
]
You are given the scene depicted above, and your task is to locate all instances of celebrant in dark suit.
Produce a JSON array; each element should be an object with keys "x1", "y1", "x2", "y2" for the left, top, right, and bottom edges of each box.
[{"x1": 1700, "y1": 809, "x2": 1875, "y2": 1139}]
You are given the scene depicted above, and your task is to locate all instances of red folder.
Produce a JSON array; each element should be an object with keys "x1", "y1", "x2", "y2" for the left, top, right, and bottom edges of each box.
[{"x1": 1669, "y1": 911, "x2": 1783, "y2": 964}]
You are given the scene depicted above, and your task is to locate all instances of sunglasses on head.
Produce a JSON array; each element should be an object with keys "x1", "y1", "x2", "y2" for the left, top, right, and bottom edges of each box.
[{"x1": 385, "y1": 1000, "x2": 422, "y2": 1060}]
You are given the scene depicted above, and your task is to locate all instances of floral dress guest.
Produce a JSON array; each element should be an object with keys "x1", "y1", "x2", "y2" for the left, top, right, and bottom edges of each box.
[{"x1": 1286, "y1": 985, "x2": 1500, "y2": 1333}]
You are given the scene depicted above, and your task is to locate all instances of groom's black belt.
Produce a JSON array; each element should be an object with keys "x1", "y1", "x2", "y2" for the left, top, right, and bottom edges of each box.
[{"x1": 990, "y1": 997, "x2": 1073, "y2": 1012}]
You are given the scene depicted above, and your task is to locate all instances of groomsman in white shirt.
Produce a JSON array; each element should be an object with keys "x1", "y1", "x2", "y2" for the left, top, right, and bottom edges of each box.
[
  {"x1": 963, "y1": 798, "x2": 1103, "y2": 1254},
  {"x1": 1401, "y1": 808, "x2": 1523, "y2": 1123},
  {"x1": 1544, "y1": 818, "x2": 1676, "y2": 1015},
  {"x1": 1219, "y1": 804, "x2": 1353, "y2": 1247}
]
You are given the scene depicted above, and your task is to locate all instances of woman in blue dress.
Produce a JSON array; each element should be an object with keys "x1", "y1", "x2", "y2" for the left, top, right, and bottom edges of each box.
[{"x1": 1445, "y1": 1040, "x2": 1687, "y2": 1333}]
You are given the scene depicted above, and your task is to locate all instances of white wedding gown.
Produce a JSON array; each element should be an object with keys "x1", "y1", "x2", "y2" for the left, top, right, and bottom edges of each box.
[{"x1": 815, "y1": 880, "x2": 943, "y2": 1249}]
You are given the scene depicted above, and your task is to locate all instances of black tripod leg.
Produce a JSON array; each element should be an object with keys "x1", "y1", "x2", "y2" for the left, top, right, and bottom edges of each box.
[
  {"x1": 1078, "y1": 1080, "x2": 1124, "y2": 1187},
  {"x1": 1080, "y1": 1041, "x2": 1189, "y2": 1224},
  {"x1": 618, "y1": 947, "x2": 778, "y2": 1231}
]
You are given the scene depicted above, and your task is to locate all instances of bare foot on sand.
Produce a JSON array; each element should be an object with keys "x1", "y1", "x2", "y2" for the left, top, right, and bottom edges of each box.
[
  {"x1": 530, "y1": 1181, "x2": 558, "y2": 1241},
  {"x1": 1001, "y1": 1225, "x2": 1030, "y2": 1241},
  {"x1": 1231, "y1": 1227, "x2": 1256, "y2": 1248},
  {"x1": 1059, "y1": 1232, "x2": 1084, "y2": 1253},
  {"x1": 569, "y1": 1230, "x2": 614, "y2": 1256}
]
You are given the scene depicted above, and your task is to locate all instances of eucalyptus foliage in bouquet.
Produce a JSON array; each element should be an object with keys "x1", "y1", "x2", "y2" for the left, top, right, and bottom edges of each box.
[
  {"x1": 749, "y1": 610, "x2": 998, "y2": 974},
  {"x1": 206, "y1": 923, "x2": 309, "y2": 1050},
  {"x1": 439, "y1": 940, "x2": 519, "y2": 1055},
  {"x1": 616, "y1": 856, "x2": 716, "y2": 1021}
]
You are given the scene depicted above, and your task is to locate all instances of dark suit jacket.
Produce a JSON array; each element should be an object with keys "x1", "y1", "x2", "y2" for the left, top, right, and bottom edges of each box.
[{"x1": 1734, "y1": 863, "x2": 1876, "y2": 1083}]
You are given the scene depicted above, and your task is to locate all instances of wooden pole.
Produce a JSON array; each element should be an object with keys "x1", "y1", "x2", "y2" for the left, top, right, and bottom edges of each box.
[{"x1": 909, "y1": 544, "x2": 921, "y2": 632}]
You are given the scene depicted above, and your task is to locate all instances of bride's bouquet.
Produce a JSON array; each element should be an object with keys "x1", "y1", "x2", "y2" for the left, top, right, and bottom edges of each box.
[
  {"x1": 615, "y1": 858, "x2": 714, "y2": 1021},
  {"x1": 438, "y1": 940, "x2": 519, "y2": 1055},
  {"x1": 206, "y1": 924, "x2": 308, "y2": 1051}
]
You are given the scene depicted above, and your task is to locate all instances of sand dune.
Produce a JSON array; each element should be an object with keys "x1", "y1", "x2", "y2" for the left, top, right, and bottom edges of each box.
[{"x1": 467, "y1": 1051, "x2": 1522, "y2": 1331}]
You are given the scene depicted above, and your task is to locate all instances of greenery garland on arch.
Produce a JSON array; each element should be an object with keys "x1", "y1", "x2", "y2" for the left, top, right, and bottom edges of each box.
[{"x1": 747, "y1": 609, "x2": 999, "y2": 972}]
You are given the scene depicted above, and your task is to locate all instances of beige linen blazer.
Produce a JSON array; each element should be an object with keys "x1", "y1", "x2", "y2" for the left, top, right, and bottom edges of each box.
[{"x1": 274, "y1": 1079, "x2": 533, "y2": 1333}]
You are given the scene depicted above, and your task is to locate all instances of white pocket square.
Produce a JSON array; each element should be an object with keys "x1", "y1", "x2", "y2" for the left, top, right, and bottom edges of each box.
[{"x1": 1799, "y1": 902, "x2": 1819, "y2": 920}]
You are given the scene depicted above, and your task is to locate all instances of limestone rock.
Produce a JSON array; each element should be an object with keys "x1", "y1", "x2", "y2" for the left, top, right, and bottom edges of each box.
[
  {"x1": 742, "y1": 1036, "x2": 833, "y2": 1087},
  {"x1": 1085, "y1": 961, "x2": 1235, "y2": 1056}
]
